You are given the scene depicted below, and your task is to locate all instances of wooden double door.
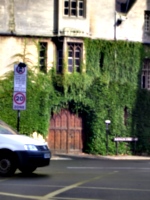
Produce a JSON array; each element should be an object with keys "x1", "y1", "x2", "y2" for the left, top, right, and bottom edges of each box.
[{"x1": 48, "y1": 110, "x2": 85, "y2": 153}]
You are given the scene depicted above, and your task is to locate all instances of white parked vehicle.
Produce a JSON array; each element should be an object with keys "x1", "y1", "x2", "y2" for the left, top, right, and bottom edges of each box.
[{"x1": 0, "y1": 120, "x2": 51, "y2": 176}]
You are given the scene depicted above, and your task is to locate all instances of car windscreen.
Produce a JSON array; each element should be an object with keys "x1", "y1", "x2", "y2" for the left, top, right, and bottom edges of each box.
[{"x1": 0, "y1": 121, "x2": 18, "y2": 135}]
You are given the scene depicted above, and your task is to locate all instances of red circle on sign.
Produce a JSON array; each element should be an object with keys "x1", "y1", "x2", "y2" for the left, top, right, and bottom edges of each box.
[
  {"x1": 16, "y1": 66, "x2": 25, "y2": 74},
  {"x1": 14, "y1": 92, "x2": 26, "y2": 105}
]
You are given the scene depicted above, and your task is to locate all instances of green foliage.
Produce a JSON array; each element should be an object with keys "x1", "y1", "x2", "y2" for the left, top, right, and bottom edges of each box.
[{"x1": 1, "y1": 38, "x2": 150, "y2": 155}]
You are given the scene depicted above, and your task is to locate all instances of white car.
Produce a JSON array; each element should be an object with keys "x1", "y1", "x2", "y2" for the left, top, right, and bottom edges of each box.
[{"x1": 0, "y1": 120, "x2": 51, "y2": 176}]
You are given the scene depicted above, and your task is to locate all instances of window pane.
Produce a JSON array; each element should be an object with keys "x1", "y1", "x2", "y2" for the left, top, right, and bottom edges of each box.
[
  {"x1": 64, "y1": 8, "x2": 69, "y2": 15},
  {"x1": 39, "y1": 42, "x2": 47, "y2": 72},
  {"x1": 58, "y1": 59, "x2": 62, "y2": 66},
  {"x1": 79, "y1": 2, "x2": 83, "y2": 8},
  {"x1": 71, "y1": 1, "x2": 76, "y2": 8},
  {"x1": 40, "y1": 50, "x2": 45, "y2": 57},
  {"x1": 75, "y1": 51, "x2": 80, "y2": 58},
  {"x1": 69, "y1": 50, "x2": 73, "y2": 57},
  {"x1": 64, "y1": 1, "x2": 69, "y2": 7},
  {"x1": 58, "y1": 50, "x2": 62, "y2": 57},
  {"x1": 58, "y1": 66, "x2": 62, "y2": 73},
  {"x1": 68, "y1": 66, "x2": 73, "y2": 72},
  {"x1": 79, "y1": 10, "x2": 83, "y2": 16},
  {"x1": 76, "y1": 66, "x2": 80, "y2": 72},
  {"x1": 71, "y1": 9, "x2": 76, "y2": 16},
  {"x1": 75, "y1": 59, "x2": 80, "y2": 65},
  {"x1": 68, "y1": 59, "x2": 73, "y2": 65}
]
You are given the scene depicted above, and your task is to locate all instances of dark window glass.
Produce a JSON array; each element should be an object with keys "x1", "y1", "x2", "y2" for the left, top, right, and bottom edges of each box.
[
  {"x1": 68, "y1": 59, "x2": 73, "y2": 65},
  {"x1": 79, "y1": 10, "x2": 83, "y2": 16},
  {"x1": 142, "y1": 76, "x2": 146, "y2": 88},
  {"x1": 76, "y1": 66, "x2": 80, "y2": 72},
  {"x1": 79, "y1": 2, "x2": 83, "y2": 8},
  {"x1": 71, "y1": 1, "x2": 76, "y2": 8},
  {"x1": 75, "y1": 51, "x2": 80, "y2": 58},
  {"x1": 145, "y1": 11, "x2": 150, "y2": 32},
  {"x1": 75, "y1": 59, "x2": 80, "y2": 65},
  {"x1": 64, "y1": 9, "x2": 69, "y2": 15},
  {"x1": 64, "y1": 1, "x2": 69, "y2": 7},
  {"x1": 124, "y1": 107, "x2": 128, "y2": 126},
  {"x1": 69, "y1": 51, "x2": 73, "y2": 57},
  {"x1": 39, "y1": 42, "x2": 47, "y2": 73},
  {"x1": 58, "y1": 50, "x2": 62, "y2": 57},
  {"x1": 57, "y1": 49, "x2": 63, "y2": 73},
  {"x1": 71, "y1": 9, "x2": 76, "y2": 16}
]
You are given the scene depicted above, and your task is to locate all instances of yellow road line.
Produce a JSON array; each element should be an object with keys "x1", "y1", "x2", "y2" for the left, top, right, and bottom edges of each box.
[
  {"x1": 42, "y1": 171, "x2": 117, "y2": 199},
  {"x1": 49, "y1": 197, "x2": 103, "y2": 200}
]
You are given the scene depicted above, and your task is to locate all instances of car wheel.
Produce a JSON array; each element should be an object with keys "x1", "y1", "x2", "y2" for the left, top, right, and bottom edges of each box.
[
  {"x1": 0, "y1": 156, "x2": 17, "y2": 177},
  {"x1": 19, "y1": 166, "x2": 37, "y2": 174}
]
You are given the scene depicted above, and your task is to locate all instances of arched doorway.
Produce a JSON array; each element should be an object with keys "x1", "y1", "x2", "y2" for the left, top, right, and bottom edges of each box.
[{"x1": 48, "y1": 110, "x2": 85, "y2": 153}]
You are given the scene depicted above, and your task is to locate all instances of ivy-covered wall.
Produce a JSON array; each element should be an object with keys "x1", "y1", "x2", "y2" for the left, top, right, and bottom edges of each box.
[{"x1": 1, "y1": 38, "x2": 150, "y2": 155}]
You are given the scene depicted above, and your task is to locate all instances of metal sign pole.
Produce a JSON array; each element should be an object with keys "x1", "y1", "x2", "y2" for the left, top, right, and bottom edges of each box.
[{"x1": 17, "y1": 110, "x2": 20, "y2": 132}]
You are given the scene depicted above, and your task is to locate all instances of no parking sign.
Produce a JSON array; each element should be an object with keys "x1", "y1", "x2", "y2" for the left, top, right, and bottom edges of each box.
[{"x1": 14, "y1": 63, "x2": 27, "y2": 92}]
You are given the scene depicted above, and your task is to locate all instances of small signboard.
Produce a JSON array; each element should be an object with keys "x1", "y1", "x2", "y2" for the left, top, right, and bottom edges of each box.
[
  {"x1": 114, "y1": 137, "x2": 138, "y2": 142},
  {"x1": 13, "y1": 92, "x2": 26, "y2": 110}
]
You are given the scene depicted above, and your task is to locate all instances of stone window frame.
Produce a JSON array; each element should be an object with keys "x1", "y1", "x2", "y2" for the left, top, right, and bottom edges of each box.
[
  {"x1": 57, "y1": 38, "x2": 83, "y2": 74},
  {"x1": 67, "y1": 42, "x2": 82, "y2": 72},
  {"x1": 63, "y1": 0, "x2": 85, "y2": 18},
  {"x1": 39, "y1": 42, "x2": 48, "y2": 73},
  {"x1": 141, "y1": 58, "x2": 150, "y2": 90}
]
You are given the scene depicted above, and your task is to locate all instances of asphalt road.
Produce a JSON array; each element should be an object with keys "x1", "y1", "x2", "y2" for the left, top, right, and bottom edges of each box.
[{"x1": 0, "y1": 157, "x2": 150, "y2": 200}]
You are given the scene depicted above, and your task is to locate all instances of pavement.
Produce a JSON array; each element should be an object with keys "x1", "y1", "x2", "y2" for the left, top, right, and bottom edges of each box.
[{"x1": 51, "y1": 152, "x2": 150, "y2": 160}]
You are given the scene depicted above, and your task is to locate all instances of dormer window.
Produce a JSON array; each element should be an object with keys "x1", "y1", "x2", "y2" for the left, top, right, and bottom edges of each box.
[{"x1": 64, "y1": 0, "x2": 85, "y2": 18}]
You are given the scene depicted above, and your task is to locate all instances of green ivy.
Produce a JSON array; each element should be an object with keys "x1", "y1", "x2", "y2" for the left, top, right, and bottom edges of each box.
[{"x1": 1, "y1": 38, "x2": 150, "y2": 155}]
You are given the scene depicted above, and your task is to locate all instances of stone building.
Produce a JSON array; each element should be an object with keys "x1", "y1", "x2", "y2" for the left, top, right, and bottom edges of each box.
[{"x1": 0, "y1": 0, "x2": 149, "y2": 76}]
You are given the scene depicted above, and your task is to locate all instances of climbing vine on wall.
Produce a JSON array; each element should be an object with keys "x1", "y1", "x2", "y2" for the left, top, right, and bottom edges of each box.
[{"x1": 1, "y1": 38, "x2": 150, "y2": 155}]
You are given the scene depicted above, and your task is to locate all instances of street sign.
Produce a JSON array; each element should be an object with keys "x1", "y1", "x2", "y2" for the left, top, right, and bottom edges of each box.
[
  {"x1": 13, "y1": 92, "x2": 26, "y2": 110},
  {"x1": 14, "y1": 63, "x2": 27, "y2": 92},
  {"x1": 13, "y1": 63, "x2": 27, "y2": 131},
  {"x1": 14, "y1": 63, "x2": 27, "y2": 75}
]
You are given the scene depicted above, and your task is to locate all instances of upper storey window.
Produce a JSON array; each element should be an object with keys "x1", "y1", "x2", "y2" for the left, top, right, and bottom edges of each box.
[
  {"x1": 145, "y1": 11, "x2": 150, "y2": 33},
  {"x1": 141, "y1": 58, "x2": 150, "y2": 90},
  {"x1": 64, "y1": 0, "x2": 85, "y2": 17}
]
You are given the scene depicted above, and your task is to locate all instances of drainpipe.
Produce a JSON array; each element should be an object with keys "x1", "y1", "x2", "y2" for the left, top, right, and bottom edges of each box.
[{"x1": 114, "y1": 11, "x2": 117, "y2": 41}]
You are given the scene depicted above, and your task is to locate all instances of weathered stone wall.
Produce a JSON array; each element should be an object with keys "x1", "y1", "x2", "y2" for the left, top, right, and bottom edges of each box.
[
  {"x1": 0, "y1": 0, "x2": 54, "y2": 36},
  {"x1": 0, "y1": 0, "x2": 149, "y2": 41},
  {"x1": 0, "y1": 0, "x2": 150, "y2": 76},
  {"x1": 0, "y1": 37, "x2": 53, "y2": 76}
]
